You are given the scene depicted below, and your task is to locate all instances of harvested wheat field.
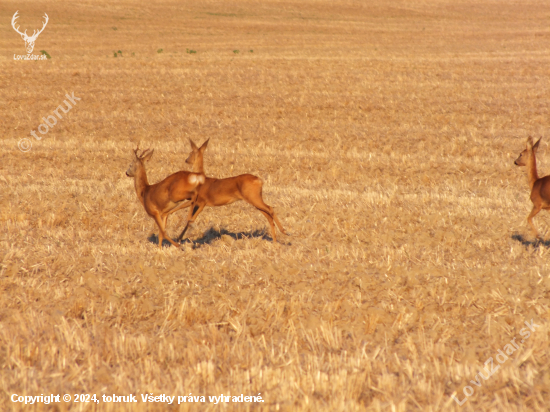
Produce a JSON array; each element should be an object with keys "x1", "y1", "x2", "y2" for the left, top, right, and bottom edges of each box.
[{"x1": 1, "y1": 0, "x2": 550, "y2": 410}]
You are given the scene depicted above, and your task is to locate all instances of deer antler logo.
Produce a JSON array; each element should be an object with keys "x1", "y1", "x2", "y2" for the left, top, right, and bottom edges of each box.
[{"x1": 11, "y1": 11, "x2": 49, "y2": 54}]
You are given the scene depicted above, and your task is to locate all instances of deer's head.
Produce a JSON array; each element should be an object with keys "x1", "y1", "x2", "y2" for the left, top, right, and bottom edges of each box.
[
  {"x1": 126, "y1": 145, "x2": 154, "y2": 177},
  {"x1": 515, "y1": 137, "x2": 541, "y2": 166},
  {"x1": 12, "y1": 11, "x2": 49, "y2": 54},
  {"x1": 185, "y1": 138, "x2": 209, "y2": 173}
]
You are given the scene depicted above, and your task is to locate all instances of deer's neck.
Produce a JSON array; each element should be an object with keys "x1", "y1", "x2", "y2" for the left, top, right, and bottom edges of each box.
[
  {"x1": 527, "y1": 151, "x2": 539, "y2": 190},
  {"x1": 134, "y1": 167, "x2": 149, "y2": 206},
  {"x1": 192, "y1": 157, "x2": 205, "y2": 174}
]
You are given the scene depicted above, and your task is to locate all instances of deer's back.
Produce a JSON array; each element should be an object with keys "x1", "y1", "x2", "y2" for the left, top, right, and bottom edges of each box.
[
  {"x1": 148, "y1": 171, "x2": 202, "y2": 205},
  {"x1": 201, "y1": 174, "x2": 261, "y2": 206}
]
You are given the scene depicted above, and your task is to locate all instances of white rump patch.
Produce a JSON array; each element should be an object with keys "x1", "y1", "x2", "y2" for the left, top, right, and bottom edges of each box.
[{"x1": 188, "y1": 174, "x2": 205, "y2": 185}]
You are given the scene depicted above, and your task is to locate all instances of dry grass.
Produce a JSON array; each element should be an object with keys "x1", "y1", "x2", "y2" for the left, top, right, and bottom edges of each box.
[{"x1": 1, "y1": 0, "x2": 550, "y2": 410}]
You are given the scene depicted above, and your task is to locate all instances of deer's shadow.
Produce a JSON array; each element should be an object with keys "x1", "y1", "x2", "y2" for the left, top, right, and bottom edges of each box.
[
  {"x1": 148, "y1": 227, "x2": 280, "y2": 248},
  {"x1": 511, "y1": 233, "x2": 550, "y2": 248}
]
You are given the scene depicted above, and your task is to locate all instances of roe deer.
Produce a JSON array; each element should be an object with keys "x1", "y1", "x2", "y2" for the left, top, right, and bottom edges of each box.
[
  {"x1": 514, "y1": 136, "x2": 550, "y2": 239},
  {"x1": 175, "y1": 139, "x2": 287, "y2": 243},
  {"x1": 126, "y1": 145, "x2": 205, "y2": 249}
]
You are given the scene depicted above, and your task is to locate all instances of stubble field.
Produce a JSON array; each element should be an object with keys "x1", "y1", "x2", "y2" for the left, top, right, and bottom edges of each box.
[{"x1": 1, "y1": 0, "x2": 550, "y2": 410}]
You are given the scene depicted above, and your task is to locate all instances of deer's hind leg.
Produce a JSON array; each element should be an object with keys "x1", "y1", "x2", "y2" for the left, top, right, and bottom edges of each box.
[
  {"x1": 245, "y1": 195, "x2": 279, "y2": 242},
  {"x1": 271, "y1": 209, "x2": 287, "y2": 235},
  {"x1": 256, "y1": 208, "x2": 278, "y2": 243}
]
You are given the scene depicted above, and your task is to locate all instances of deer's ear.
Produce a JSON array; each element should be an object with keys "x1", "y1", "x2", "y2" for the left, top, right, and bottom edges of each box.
[
  {"x1": 189, "y1": 138, "x2": 198, "y2": 151},
  {"x1": 534, "y1": 137, "x2": 542, "y2": 152},
  {"x1": 200, "y1": 138, "x2": 209, "y2": 152},
  {"x1": 527, "y1": 136, "x2": 534, "y2": 150},
  {"x1": 142, "y1": 149, "x2": 154, "y2": 162}
]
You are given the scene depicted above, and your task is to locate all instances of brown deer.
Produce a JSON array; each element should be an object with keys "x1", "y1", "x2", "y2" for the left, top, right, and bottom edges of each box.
[
  {"x1": 514, "y1": 136, "x2": 550, "y2": 239},
  {"x1": 175, "y1": 139, "x2": 287, "y2": 243},
  {"x1": 126, "y1": 145, "x2": 205, "y2": 249}
]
